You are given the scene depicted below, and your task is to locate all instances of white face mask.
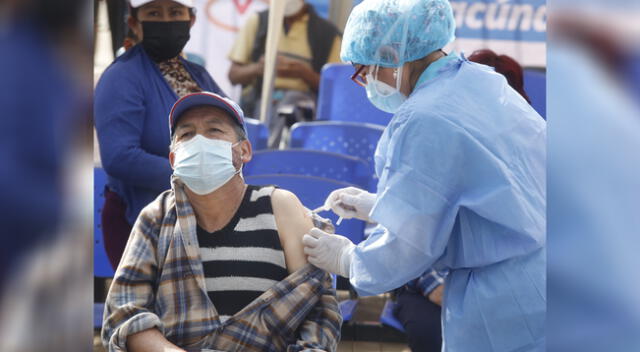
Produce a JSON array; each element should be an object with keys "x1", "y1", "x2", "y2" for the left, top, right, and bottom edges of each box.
[
  {"x1": 173, "y1": 134, "x2": 242, "y2": 195},
  {"x1": 365, "y1": 65, "x2": 407, "y2": 114},
  {"x1": 284, "y1": 0, "x2": 305, "y2": 16}
]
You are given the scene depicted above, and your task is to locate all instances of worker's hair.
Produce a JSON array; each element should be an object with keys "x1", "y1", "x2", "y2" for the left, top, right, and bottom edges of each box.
[{"x1": 468, "y1": 49, "x2": 531, "y2": 104}]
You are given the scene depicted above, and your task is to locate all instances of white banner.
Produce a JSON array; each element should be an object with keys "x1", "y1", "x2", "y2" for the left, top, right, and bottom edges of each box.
[
  {"x1": 185, "y1": 0, "x2": 270, "y2": 101},
  {"x1": 447, "y1": 0, "x2": 547, "y2": 67}
]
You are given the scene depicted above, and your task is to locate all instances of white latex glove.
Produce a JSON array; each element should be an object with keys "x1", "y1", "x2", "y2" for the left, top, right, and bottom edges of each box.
[
  {"x1": 302, "y1": 227, "x2": 355, "y2": 278},
  {"x1": 324, "y1": 187, "x2": 376, "y2": 222}
]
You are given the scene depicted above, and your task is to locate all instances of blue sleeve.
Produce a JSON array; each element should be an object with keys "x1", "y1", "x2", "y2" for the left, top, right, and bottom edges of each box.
[
  {"x1": 351, "y1": 225, "x2": 435, "y2": 296},
  {"x1": 94, "y1": 68, "x2": 173, "y2": 191},
  {"x1": 350, "y1": 112, "x2": 463, "y2": 295}
]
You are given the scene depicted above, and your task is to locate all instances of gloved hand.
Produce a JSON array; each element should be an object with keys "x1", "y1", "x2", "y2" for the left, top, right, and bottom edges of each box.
[
  {"x1": 324, "y1": 187, "x2": 376, "y2": 222},
  {"x1": 302, "y1": 228, "x2": 355, "y2": 278}
]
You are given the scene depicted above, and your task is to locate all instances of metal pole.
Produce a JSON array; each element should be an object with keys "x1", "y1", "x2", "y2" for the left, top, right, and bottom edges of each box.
[{"x1": 259, "y1": 1, "x2": 285, "y2": 123}]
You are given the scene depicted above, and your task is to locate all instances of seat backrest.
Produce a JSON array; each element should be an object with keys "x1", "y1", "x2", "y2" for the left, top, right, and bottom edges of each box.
[
  {"x1": 289, "y1": 121, "x2": 384, "y2": 191},
  {"x1": 245, "y1": 174, "x2": 366, "y2": 244},
  {"x1": 94, "y1": 167, "x2": 115, "y2": 277},
  {"x1": 523, "y1": 68, "x2": 546, "y2": 119},
  {"x1": 244, "y1": 149, "x2": 371, "y2": 189},
  {"x1": 317, "y1": 63, "x2": 393, "y2": 126},
  {"x1": 244, "y1": 117, "x2": 269, "y2": 150}
]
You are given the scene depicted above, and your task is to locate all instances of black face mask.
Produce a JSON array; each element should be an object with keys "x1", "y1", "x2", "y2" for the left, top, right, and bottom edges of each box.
[{"x1": 141, "y1": 21, "x2": 191, "y2": 62}]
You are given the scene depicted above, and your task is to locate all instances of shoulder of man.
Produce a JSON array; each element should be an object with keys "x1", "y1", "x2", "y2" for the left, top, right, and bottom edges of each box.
[{"x1": 136, "y1": 189, "x2": 178, "y2": 232}]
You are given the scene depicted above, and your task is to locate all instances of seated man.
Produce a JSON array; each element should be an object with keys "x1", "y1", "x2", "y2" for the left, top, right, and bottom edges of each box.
[{"x1": 102, "y1": 92, "x2": 342, "y2": 352}]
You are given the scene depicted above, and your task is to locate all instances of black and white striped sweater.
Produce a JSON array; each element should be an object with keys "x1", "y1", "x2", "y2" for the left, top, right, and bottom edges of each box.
[{"x1": 196, "y1": 185, "x2": 288, "y2": 322}]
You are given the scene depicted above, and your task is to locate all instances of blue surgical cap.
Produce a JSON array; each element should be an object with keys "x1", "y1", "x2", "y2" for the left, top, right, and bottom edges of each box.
[{"x1": 341, "y1": 0, "x2": 456, "y2": 67}]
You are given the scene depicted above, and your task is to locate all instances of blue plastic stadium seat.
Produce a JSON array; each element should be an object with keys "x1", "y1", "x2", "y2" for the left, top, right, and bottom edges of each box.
[
  {"x1": 523, "y1": 68, "x2": 546, "y2": 119},
  {"x1": 244, "y1": 117, "x2": 269, "y2": 150},
  {"x1": 245, "y1": 174, "x2": 366, "y2": 244},
  {"x1": 380, "y1": 300, "x2": 406, "y2": 333},
  {"x1": 244, "y1": 149, "x2": 371, "y2": 189},
  {"x1": 94, "y1": 167, "x2": 115, "y2": 278},
  {"x1": 317, "y1": 63, "x2": 393, "y2": 126},
  {"x1": 289, "y1": 121, "x2": 384, "y2": 191},
  {"x1": 94, "y1": 302, "x2": 105, "y2": 329}
]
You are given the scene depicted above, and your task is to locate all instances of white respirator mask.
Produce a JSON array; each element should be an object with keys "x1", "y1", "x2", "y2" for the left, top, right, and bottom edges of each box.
[
  {"x1": 173, "y1": 134, "x2": 242, "y2": 195},
  {"x1": 365, "y1": 65, "x2": 407, "y2": 114},
  {"x1": 284, "y1": 0, "x2": 305, "y2": 16}
]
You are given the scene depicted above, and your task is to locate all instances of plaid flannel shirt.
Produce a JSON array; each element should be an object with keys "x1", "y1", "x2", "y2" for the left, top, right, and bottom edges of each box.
[
  {"x1": 102, "y1": 178, "x2": 342, "y2": 351},
  {"x1": 404, "y1": 269, "x2": 448, "y2": 297}
]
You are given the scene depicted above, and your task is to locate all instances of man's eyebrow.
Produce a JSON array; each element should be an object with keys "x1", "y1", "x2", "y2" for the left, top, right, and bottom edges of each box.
[{"x1": 175, "y1": 122, "x2": 194, "y2": 131}]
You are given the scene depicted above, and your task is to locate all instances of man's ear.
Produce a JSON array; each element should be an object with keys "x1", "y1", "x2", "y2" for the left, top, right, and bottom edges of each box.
[
  {"x1": 241, "y1": 139, "x2": 252, "y2": 163},
  {"x1": 189, "y1": 14, "x2": 196, "y2": 27},
  {"x1": 169, "y1": 151, "x2": 175, "y2": 168}
]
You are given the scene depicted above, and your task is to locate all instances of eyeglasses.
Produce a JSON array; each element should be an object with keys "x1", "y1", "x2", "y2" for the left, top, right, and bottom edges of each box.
[{"x1": 351, "y1": 64, "x2": 367, "y2": 87}]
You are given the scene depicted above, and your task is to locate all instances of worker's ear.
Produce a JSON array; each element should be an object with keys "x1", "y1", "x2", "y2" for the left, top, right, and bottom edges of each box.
[{"x1": 189, "y1": 13, "x2": 196, "y2": 28}]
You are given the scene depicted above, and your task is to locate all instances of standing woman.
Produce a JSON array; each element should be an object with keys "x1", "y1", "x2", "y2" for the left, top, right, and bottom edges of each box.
[
  {"x1": 95, "y1": 0, "x2": 224, "y2": 269},
  {"x1": 302, "y1": 0, "x2": 546, "y2": 351}
]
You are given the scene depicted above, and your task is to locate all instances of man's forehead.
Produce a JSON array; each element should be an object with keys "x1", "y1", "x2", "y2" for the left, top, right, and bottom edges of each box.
[{"x1": 176, "y1": 106, "x2": 234, "y2": 127}]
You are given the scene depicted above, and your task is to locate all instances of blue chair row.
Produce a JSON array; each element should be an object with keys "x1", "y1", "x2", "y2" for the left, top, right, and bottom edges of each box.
[
  {"x1": 244, "y1": 149, "x2": 371, "y2": 190},
  {"x1": 95, "y1": 167, "x2": 115, "y2": 278},
  {"x1": 94, "y1": 167, "x2": 114, "y2": 329},
  {"x1": 316, "y1": 63, "x2": 393, "y2": 126},
  {"x1": 289, "y1": 121, "x2": 385, "y2": 191},
  {"x1": 245, "y1": 117, "x2": 269, "y2": 150}
]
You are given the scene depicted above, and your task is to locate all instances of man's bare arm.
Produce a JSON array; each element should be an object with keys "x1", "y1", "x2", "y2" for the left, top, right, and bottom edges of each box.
[{"x1": 272, "y1": 189, "x2": 313, "y2": 273}]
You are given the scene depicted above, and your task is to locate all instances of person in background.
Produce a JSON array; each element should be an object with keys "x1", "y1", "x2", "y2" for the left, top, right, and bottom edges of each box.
[
  {"x1": 468, "y1": 49, "x2": 531, "y2": 104},
  {"x1": 394, "y1": 49, "x2": 535, "y2": 352},
  {"x1": 227, "y1": 0, "x2": 342, "y2": 147},
  {"x1": 94, "y1": 0, "x2": 224, "y2": 270}
]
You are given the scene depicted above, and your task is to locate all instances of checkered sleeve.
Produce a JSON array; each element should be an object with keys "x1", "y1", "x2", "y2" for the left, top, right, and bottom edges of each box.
[
  {"x1": 405, "y1": 269, "x2": 448, "y2": 297},
  {"x1": 287, "y1": 271, "x2": 343, "y2": 352},
  {"x1": 101, "y1": 202, "x2": 164, "y2": 352}
]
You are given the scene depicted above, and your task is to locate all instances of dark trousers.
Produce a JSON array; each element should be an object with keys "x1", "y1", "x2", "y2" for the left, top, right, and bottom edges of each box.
[
  {"x1": 101, "y1": 188, "x2": 133, "y2": 270},
  {"x1": 394, "y1": 289, "x2": 443, "y2": 352}
]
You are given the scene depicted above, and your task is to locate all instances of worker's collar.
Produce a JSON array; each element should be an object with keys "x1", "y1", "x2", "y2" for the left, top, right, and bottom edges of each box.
[{"x1": 415, "y1": 51, "x2": 461, "y2": 88}]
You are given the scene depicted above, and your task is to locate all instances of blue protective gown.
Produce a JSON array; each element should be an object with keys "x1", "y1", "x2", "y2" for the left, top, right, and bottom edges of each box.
[{"x1": 350, "y1": 53, "x2": 546, "y2": 352}]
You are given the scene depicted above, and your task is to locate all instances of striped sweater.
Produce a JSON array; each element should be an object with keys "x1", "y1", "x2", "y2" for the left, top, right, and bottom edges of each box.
[{"x1": 196, "y1": 185, "x2": 288, "y2": 322}]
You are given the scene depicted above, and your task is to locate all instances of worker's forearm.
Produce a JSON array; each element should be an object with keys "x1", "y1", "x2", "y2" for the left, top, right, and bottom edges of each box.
[
  {"x1": 229, "y1": 62, "x2": 261, "y2": 86},
  {"x1": 127, "y1": 328, "x2": 185, "y2": 352}
]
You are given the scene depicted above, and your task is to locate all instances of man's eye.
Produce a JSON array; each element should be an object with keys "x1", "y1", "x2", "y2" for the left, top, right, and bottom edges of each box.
[
  {"x1": 171, "y1": 10, "x2": 186, "y2": 16},
  {"x1": 179, "y1": 131, "x2": 194, "y2": 139},
  {"x1": 146, "y1": 10, "x2": 160, "y2": 17}
]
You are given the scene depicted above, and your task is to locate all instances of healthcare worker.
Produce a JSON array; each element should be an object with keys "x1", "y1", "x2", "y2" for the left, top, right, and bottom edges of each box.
[{"x1": 302, "y1": 0, "x2": 546, "y2": 351}]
